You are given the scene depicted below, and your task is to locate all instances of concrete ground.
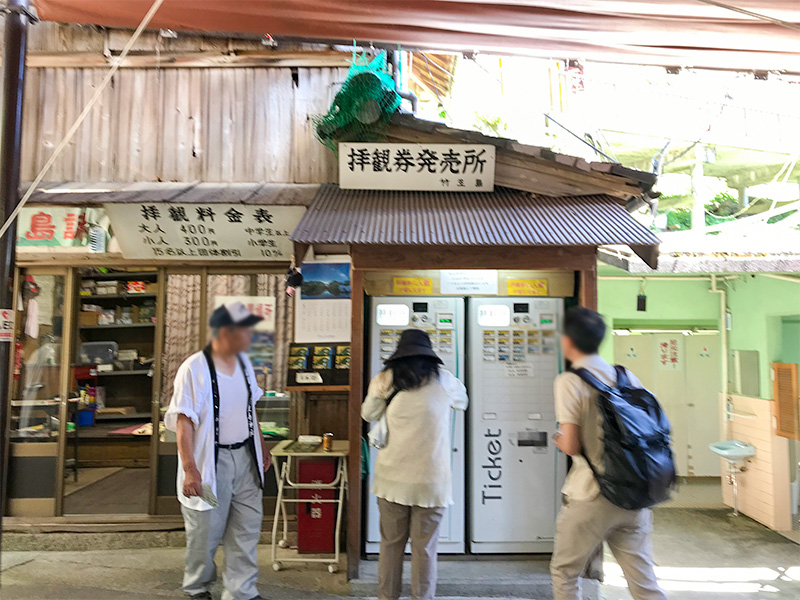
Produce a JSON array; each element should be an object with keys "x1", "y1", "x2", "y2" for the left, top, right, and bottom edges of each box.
[
  {"x1": 603, "y1": 508, "x2": 800, "y2": 600},
  {"x1": 1, "y1": 508, "x2": 798, "y2": 599}
]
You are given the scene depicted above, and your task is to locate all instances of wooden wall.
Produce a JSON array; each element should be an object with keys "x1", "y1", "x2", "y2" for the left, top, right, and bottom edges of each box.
[
  {"x1": 722, "y1": 394, "x2": 792, "y2": 531},
  {"x1": 20, "y1": 66, "x2": 343, "y2": 183}
]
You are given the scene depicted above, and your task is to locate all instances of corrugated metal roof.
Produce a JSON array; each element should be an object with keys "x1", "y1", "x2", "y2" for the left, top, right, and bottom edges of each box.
[{"x1": 291, "y1": 185, "x2": 660, "y2": 251}]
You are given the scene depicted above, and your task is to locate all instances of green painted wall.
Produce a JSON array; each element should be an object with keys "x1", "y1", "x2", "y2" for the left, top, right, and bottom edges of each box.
[
  {"x1": 598, "y1": 267, "x2": 800, "y2": 399},
  {"x1": 780, "y1": 319, "x2": 800, "y2": 365},
  {"x1": 726, "y1": 276, "x2": 800, "y2": 398},
  {"x1": 597, "y1": 265, "x2": 721, "y2": 361}
]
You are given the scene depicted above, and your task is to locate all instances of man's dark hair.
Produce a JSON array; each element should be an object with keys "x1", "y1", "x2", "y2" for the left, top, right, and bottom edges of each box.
[
  {"x1": 563, "y1": 307, "x2": 606, "y2": 355},
  {"x1": 384, "y1": 355, "x2": 440, "y2": 392}
]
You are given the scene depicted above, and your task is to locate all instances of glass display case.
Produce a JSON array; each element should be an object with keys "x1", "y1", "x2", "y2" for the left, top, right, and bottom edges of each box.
[
  {"x1": 10, "y1": 273, "x2": 67, "y2": 441},
  {"x1": 257, "y1": 393, "x2": 290, "y2": 441}
]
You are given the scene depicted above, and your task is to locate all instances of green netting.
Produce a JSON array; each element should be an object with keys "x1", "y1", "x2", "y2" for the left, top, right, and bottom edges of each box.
[
  {"x1": 313, "y1": 51, "x2": 402, "y2": 153},
  {"x1": 663, "y1": 207, "x2": 736, "y2": 231}
]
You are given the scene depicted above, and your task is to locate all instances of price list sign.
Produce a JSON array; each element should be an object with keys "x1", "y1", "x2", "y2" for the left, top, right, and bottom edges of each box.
[{"x1": 104, "y1": 203, "x2": 305, "y2": 261}]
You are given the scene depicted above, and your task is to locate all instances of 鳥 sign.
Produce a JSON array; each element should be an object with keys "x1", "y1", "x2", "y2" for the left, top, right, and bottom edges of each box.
[{"x1": 339, "y1": 143, "x2": 495, "y2": 192}]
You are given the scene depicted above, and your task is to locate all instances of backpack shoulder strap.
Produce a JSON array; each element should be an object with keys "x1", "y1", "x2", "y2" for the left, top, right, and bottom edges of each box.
[
  {"x1": 570, "y1": 367, "x2": 613, "y2": 395},
  {"x1": 614, "y1": 365, "x2": 631, "y2": 390},
  {"x1": 385, "y1": 389, "x2": 400, "y2": 406}
]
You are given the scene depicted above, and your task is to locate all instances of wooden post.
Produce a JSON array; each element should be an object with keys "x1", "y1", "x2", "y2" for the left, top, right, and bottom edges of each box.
[
  {"x1": 579, "y1": 256, "x2": 598, "y2": 310},
  {"x1": 346, "y1": 267, "x2": 365, "y2": 580},
  {"x1": 0, "y1": 0, "x2": 31, "y2": 561}
]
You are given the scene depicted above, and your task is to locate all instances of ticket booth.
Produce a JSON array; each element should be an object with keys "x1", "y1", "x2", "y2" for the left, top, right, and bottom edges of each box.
[{"x1": 290, "y1": 177, "x2": 660, "y2": 576}]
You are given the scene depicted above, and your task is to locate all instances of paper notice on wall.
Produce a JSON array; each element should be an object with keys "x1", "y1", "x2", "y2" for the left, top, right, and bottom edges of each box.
[
  {"x1": 505, "y1": 363, "x2": 534, "y2": 377},
  {"x1": 507, "y1": 279, "x2": 548, "y2": 296},
  {"x1": 658, "y1": 337, "x2": 681, "y2": 370},
  {"x1": 440, "y1": 270, "x2": 498, "y2": 295},
  {"x1": 295, "y1": 298, "x2": 351, "y2": 343},
  {"x1": 393, "y1": 277, "x2": 433, "y2": 295}
]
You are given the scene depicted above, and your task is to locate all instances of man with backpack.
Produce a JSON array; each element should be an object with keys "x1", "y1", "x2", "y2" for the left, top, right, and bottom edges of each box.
[{"x1": 550, "y1": 307, "x2": 671, "y2": 600}]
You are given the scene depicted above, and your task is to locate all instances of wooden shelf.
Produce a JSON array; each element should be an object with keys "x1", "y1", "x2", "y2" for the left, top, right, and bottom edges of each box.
[
  {"x1": 96, "y1": 370, "x2": 152, "y2": 377},
  {"x1": 80, "y1": 323, "x2": 155, "y2": 330},
  {"x1": 94, "y1": 412, "x2": 152, "y2": 421},
  {"x1": 84, "y1": 272, "x2": 157, "y2": 281},
  {"x1": 80, "y1": 293, "x2": 157, "y2": 302},
  {"x1": 286, "y1": 385, "x2": 350, "y2": 393}
]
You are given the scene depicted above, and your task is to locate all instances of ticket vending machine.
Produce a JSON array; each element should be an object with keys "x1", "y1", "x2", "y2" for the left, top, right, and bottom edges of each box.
[
  {"x1": 467, "y1": 297, "x2": 567, "y2": 553},
  {"x1": 366, "y1": 297, "x2": 466, "y2": 554}
]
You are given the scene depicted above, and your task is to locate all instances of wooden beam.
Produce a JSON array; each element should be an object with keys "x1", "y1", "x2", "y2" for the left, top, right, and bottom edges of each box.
[
  {"x1": 25, "y1": 51, "x2": 351, "y2": 69},
  {"x1": 346, "y1": 267, "x2": 365, "y2": 580},
  {"x1": 351, "y1": 244, "x2": 596, "y2": 272},
  {"x1": 385, "y1": 125, "x2": 641, "y2": 200}
]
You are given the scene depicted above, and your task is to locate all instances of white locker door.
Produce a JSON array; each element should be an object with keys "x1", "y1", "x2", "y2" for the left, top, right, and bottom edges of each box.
[
  {"x1": 651, "y1": 334, "x2": 689, "y2": 477},
  {"x1": 614, "y1": 336, "x2": 654, "y2": 388},
  {"x1": 366, "y1": 297, "x2": 466, "y2": 554},
  {"x1": 615, "y1": 334, "x2": 693, "y2": 477},
  {"x1": 684, "y1": 335, "x2": 721, "y2": 476}
]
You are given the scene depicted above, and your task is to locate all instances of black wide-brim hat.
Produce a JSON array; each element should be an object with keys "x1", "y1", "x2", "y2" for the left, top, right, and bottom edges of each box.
[{"x1": 385, "y1": 329, "x2": 443, "y2": 364}]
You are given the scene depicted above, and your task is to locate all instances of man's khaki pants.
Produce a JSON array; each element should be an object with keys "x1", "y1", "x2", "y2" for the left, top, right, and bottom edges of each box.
[
  {"x1": 377, "y1": 498, "x2": 446, "y2": 600},
  {"x1": 181, "y1": 446, "x2": 263, "y2": 600},
  {"x1": 550, "y1": 494, "x2": 668, "y2": 600}
]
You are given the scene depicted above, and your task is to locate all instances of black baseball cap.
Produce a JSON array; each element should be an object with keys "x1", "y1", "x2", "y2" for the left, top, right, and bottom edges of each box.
[{"x1": 209, "y1": 301, "x2": 264, "y2": 328}]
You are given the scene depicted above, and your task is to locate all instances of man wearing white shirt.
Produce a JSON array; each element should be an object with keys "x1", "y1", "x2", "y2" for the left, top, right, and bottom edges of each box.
[{"x1": 165, "y1": 301, "x2": 271, "y2": 600}]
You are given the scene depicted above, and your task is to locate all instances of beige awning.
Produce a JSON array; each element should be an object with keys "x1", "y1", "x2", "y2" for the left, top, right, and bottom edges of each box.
[{"x1": 34, "y1": 1, "x2": 800, "y2": 72}]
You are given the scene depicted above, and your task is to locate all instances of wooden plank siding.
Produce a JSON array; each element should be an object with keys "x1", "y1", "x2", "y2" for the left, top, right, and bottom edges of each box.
[{"x1": 20, "y1": 66, "x2": 346, "y2": 184}]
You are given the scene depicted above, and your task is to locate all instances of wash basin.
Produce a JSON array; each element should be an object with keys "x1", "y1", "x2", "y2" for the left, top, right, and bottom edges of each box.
[{"x1": 709, "y1": 440, "x2": 756, "y2": 463}]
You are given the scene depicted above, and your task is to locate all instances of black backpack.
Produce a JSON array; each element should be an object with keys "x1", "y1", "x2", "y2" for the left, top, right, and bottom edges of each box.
[{"x1": 571, "y1": 365, "x2": 676, "y2": 510}]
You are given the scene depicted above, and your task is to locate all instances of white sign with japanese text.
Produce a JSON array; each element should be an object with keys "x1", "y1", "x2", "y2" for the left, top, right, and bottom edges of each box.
[
  {"x1": 441, "y1": 270, "x2": 498, "y2": 295},
  {"x1": 658, "y1": 336, "x2": 682, "y2": 370},
  {"x1": 104, "y1": 203, "x2": 305, "y2": 261},
  {"x1": 339, "y1": 143, "x2": 495, "y2": 192}
]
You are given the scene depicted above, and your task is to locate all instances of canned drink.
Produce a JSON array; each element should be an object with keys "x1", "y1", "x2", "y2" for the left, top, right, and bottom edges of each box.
[{"x1": 322, "y1": 433, "x2": 334, "y2": 452}]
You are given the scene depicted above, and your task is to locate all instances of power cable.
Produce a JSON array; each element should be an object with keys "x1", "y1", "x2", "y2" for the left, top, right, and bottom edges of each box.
[
  {"x1": 420, "y1": 52, "x2": 446, "y2": 108},
  {"x1": 694, "y1": 0, "x2": 800, "y2": 34},
  {"x1": 0, "y1": 0, "x2": 166, "y2": 242},
  {"x1": 467, "y1": 56, "x2": 616, "y2": 161}
]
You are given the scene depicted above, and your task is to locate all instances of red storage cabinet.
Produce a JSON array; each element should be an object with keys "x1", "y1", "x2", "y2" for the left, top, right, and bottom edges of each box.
[{"x1": 297, "y1": 459, "x2": 336, "y2": 554}]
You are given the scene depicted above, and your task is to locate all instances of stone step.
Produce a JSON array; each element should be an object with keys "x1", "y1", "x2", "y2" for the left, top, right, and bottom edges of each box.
[{"x1": 3, "y1": 529, "x2": 289, "y2": 552}]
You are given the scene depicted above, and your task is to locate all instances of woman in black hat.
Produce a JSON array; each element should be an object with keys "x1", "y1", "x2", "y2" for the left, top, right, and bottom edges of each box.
[{"x1": 362, "y1": 329, "x2": 468, "y2": 600}]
